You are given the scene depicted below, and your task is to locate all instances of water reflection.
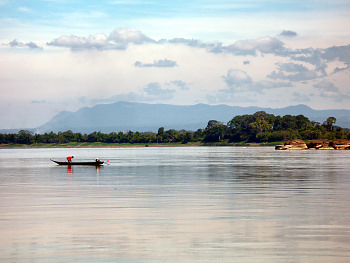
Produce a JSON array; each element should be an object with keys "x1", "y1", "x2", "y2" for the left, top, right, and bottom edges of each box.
[
  {"x1": 51, "y1": 164, "x2": 103, "y2": 177},
  {"x1": 67, "y1": 165, "x2": 72, "y2": 174},
  {"x1": 0, "y1": 147, "x2": 349, "y2": 262}
]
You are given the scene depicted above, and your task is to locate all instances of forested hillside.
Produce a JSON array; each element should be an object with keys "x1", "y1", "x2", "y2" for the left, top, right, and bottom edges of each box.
[
  {"x1": 203, "y1": 111, "x2": 348, "y2": 143},
  {"x1": 1, "y1": 112, "x2": 349, "y2": 145},
  {"x1": 35, "y1": 102, "x2": 350, "y2": 133}
]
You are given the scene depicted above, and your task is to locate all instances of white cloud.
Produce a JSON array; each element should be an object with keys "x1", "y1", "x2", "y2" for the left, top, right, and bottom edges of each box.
[
  {"x1": 168, "y1": 80, "x2": 189, "y2": 90},
  {"x1": 253, "y1": 80, "x2": 292, "y2": 91},
  {"x1": 135, "y1": 59, "x2": 177, "y2": 68},
  {"x1": 143, "y1": 82, "x2": 175, "y2": 100},
  {"x1": 31, "y1": 100, "x2": 46, "y2": 104},
  {"x1": 96, "y1": 81, "x2": 179, "y2": 104},
  {"x1": 46, "y1": 29, "x2": 290, "y2": 57},
  {"x1": 221, "y1": 68, "x2": 293, "y2": 96},
  {"x1": 109, "y1": 28, "x2": 154, "y2": 44},
  {"x1": 47, "y1": 28, "x2": 156, "y2": 50},
  {"x1": 314, "y1": 80, "x2": 338, "y2": 92},
  {"x1": 3, "y1": 39, "x2": 42, "y2": 49},
  {"x1": 268, "y1": 62, "x2": 322, "y2": 81},
  {"x1": 313, "y1": 79, "x2": 350, "y2": 102},
  {"x1": 279, "y1": 30, "x2": 297, "y2": 37},
  {"x1": 227, "y1": 37, "x2": 285, "y2": 55},
  {"x1": 222, "y1": 69, "x2": 252, "y2": 91},
  {"x1": 323, "y1": 45, "x2": 350, "y2": 65},
  {"x1": 47, "y1": 34, "x2": 109, "y2": 50}
]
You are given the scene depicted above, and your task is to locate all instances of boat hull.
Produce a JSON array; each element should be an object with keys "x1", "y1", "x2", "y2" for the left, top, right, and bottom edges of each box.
[{"x1": 51, "y1": 159, "x2": 104, "y2": 166}]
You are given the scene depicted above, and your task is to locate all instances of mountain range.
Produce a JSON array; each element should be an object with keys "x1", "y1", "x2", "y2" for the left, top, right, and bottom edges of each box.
[{"x1": 35, "y1": 102, "x2": 350, "y2": 133}]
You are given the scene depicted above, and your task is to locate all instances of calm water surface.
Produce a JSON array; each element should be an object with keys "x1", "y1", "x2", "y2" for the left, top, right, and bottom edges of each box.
[{"x1": 0, "y1": 147, "x2": 349, "y2": 262}]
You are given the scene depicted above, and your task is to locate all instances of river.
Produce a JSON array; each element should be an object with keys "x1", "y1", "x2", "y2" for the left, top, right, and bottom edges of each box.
[{"x1": 0, "y1": 147, "x2": 349, "y2": 262}]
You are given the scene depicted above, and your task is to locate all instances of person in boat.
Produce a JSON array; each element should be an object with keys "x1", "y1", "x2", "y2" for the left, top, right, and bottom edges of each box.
[{"x1": 66, "y1": 156, "x2": 74, "y2": 163}]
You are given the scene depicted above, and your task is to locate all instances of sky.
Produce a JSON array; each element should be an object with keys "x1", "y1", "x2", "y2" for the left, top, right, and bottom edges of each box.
[{"x1": 1, "y1": 0, "x2": 350, "y2": 129}]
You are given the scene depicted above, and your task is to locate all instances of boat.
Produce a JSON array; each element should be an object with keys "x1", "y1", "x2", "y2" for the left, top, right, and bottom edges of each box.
[{"x1": 51, "y1": 159, "x2": 104, "y2": 166}]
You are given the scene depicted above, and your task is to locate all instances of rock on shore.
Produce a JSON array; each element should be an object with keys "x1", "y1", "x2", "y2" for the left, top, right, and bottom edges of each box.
[
  {"x1": 275, "y1": 139, "x2": 308, "y2": 150},
  {"x1": 329, "y1": 139, "x2": 350, "y2": 150},
  {"x1": 275, "y1": 139, "x2": 350, "y2": 150}
]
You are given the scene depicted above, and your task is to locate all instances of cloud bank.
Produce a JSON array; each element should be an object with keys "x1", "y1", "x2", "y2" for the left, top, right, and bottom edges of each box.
[
  {"x1": 43, "y1": 29, "x2": 289, "y2": 57},
  {"x1": 2, "y1": 39, "x2": 42, "y2": 49},
  {"x1": 1, "y1": 27, "x2": 350, "y2": 129},
  {"x1": 47, "y1": 28, "x2": 155, "y2": 50}
]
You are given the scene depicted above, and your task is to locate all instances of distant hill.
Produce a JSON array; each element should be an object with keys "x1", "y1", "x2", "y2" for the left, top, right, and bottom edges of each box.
[{"x1": 36, "y1": 102, "x2": 350, "y2": 133}]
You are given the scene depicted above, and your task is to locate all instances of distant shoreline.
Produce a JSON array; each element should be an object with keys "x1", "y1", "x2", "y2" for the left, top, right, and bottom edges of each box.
[{"x1": 0, "y1": 142, "x2": 276, "y2": 149}]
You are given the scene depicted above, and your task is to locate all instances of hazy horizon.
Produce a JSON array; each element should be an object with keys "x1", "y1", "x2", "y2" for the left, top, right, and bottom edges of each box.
[
  {"x1": 1, "y1": 1, "x2": 350, "y2": 129},
  {"x1": 2, "y1": 102, "x2": 350, "y2": 132}
]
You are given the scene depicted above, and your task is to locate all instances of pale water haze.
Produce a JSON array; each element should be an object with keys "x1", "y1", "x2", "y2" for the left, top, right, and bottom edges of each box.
[{"x1": 0, "y1": 147, "x2": 349, "y2": 262}]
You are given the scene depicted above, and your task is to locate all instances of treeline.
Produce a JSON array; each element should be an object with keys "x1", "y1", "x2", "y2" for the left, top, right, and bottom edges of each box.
[
  {"x1": 204, "y1": 111, "x2": 349, "y2": 143},
  {"x1": 1, "y1": 111, "x2": 349, "y2": 145},
  {"x1": 0, "y1": 129, "x2": 201, "y2": 145}
]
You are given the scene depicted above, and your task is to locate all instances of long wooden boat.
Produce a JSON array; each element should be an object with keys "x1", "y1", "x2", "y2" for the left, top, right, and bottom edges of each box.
[{"x1": 51, "y1": 159, "x2": 104, "y2": 166}]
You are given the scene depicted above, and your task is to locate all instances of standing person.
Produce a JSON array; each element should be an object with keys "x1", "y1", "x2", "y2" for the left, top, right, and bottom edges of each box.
[{"x1": 66, "y1": 156, "x2": 74, "y2": 163}]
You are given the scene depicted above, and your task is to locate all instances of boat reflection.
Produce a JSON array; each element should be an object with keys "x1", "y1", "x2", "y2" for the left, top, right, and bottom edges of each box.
[
  {"x1": 65, "y1": 164, "x2": 101, "y2": 176},
  {"x1": 67, "y1": 165, "x2": 73, "y2": 180}
]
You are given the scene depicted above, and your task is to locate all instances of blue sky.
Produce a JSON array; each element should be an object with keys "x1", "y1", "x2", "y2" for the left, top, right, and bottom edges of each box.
[
  {"x1": 2, "y1": 0, "x2": 349, "y2": 42},
  {"x1": 1, "y1": 0, "x2": 350, "y2": 129}
]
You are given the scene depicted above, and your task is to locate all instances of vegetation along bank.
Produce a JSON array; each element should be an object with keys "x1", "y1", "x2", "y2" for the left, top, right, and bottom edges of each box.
[{"x1": 1, "y1": 111, "x2": 349, "y2": 147}]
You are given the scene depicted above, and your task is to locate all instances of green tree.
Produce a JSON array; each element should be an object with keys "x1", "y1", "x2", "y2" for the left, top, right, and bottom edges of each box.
[
  {"x1": 182, "y1": 132, "x2": 193, "y2": 144},
  {"x1": 323, "y1": 117, "x2": 337, "y2": 131},
  {"x1": 203, "y1": 120, "x2": 227, "y2": 142},
  {"x1": 18, "y1": 130, "x2": 34, "y2": 144},
  {"x1": 87, "y1": 132, "x2": 98, "y2": 142},
  {"x1": 228, "y1": 114, "x2": 254, "y2": 142},
  {"x1": 158, "y1": 127, "x2": 165, "y2": 136},
  {"x1": 281, "y1": 115, "x2": 297, "y2": 130},
  {"x1": 249, "y1": 116, "x2": 271, "y2": 133},
  {"x1": 106, "y1": 132, "x2": 119, "y2": 143},
  {"x1": 273, "y1": 116, "x2": 283, "y2": 131},
  {"x1": 193, "y1": 129, "x2": 204, "y2": 141},
  {"x1": 295, "y1": 115, "x2": 312, "y2": 130},
  {"x1": 62, "y1": 130, "x2": 75, "y2": 142}
]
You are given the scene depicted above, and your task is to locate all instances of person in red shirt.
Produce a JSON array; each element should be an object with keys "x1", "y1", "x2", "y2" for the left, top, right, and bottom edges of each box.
[{"x1": 66, "y1": 156, "x2": 74, "y2": 163}]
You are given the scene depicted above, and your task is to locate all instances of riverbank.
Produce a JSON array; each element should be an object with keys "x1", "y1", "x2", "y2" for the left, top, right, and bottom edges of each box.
[
  {"x1": 275, "y1": 139, "x2": 350, "y2": 150},
  {"x1": 0, "y1": 141, "x2": 281, "y2": 149}
]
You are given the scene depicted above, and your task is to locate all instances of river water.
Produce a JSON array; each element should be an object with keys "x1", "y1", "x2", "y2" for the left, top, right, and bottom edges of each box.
[{"x1": 0, "y1": 147, "x2": 349, "y2": 262}]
